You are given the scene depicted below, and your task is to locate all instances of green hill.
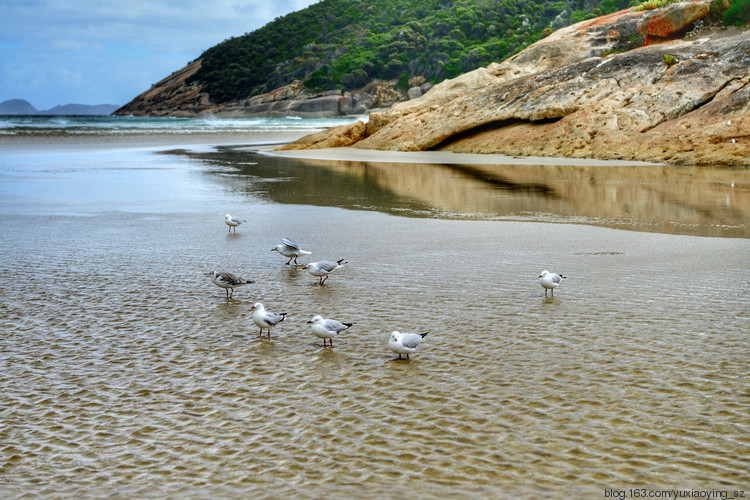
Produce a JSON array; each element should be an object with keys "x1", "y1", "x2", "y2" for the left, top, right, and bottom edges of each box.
[{"x1": 187, "y1": 0, "x2": 639, "y2": 103}]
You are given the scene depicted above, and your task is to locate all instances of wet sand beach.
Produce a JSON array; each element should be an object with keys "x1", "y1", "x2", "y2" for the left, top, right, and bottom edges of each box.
[{"x1": 0, "y1": 132, "x2": 748, "y2": 498}]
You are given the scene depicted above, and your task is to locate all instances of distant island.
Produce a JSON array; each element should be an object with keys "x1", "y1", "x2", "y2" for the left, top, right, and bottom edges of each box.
[{"x1": 0, "y1": 99, "x2": 120, "y2": 116}]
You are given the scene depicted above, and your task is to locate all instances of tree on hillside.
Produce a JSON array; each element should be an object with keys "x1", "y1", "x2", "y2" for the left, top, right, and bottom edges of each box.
[{"x1": 188, "y1": 0, "x2": 638, "y2": 103}]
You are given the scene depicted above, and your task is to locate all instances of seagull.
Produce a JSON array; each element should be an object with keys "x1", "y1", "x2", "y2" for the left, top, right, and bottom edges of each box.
[
  {"x1": 304, "y1": 259, "x2": 347, "y2": 285},
  {"x1": 389, "y1": 331, "x2": 429, "y2": 360},
  {"x1": 307, "y1": 315, "x2": 354, "y2": 347},
  {"x1": 538, "y1": 270, "x2": 566, "y2": 297},
  {"x1": 205, "y1": 271, "x2": 254, "y2": 298},
  {"x1": 271, "y1": 238, "x2": 312, "y2": 265},
  {"x1": 225, "y1": 213, "x2": 246, "y2": 233},
  {"x1": 251, "y1": 302, "x2": 287, "y2": 339}
]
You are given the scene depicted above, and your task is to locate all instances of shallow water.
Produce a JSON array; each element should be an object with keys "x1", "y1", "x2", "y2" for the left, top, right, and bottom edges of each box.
[
  {"x1": 0, "y1": 142, "x2": 748, "y2": 498},
  {"x1": 182, "y1": 146, "x2": 750, "y2": 238}
]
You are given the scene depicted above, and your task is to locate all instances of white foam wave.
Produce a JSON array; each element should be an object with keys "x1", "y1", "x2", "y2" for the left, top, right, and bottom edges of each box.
[{"x1": 0, "y1": 115, "x2": 364, "y2": 136}]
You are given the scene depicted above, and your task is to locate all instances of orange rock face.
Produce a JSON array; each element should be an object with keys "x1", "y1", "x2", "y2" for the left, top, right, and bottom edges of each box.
[{"x1": 283, "y1": 1, "x2": 750, "y2": 167}]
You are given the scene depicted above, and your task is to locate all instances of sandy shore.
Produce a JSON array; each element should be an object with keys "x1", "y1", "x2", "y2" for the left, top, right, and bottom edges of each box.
[
  {"x1": 0, "y1": 131, "x2": 314, "y2": 152},
  {"x1": 2, "y1": 131, "x2": 665, "y2": 167},
  {"x1": 257, "y1": 145, "x2": 664, "y2": 167}
]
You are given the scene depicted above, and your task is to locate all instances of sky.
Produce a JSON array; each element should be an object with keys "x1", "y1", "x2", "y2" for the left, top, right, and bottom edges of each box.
[{"x1": 0, "y1": 0, "x2": 321, "y2": 110}]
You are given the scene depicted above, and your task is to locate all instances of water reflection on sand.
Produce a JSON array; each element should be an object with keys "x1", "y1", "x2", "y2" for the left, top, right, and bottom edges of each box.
[{"x1": 169, "y1": 147, "x2": 749, "y2": 238}]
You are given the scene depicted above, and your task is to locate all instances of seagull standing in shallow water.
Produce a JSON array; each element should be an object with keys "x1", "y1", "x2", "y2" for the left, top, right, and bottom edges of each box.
[
  {"x1": 205, "y1": 271, "x2": 254, "y2": 298},
  {"x1": 307, "y1": 315, "x2": 354, "y2": 347},
  {"x1": 304, "y1": 259, "x2": 347, "y2": 285},
  {"x1": 225, "y1": 213, "x2": 246, "y2": 233},
  {"x1": 251, "y1": 302, "x2": 287, "y2": 339},
  {"x1": 271, "y1": 238, "x2": 312, "y2": 265},
  {"x1": 539, "y1": 270, "x2": 566, "y2": 297},
  {"x1": 389, "y1": 331, "x2": 429, "y2": 360}
]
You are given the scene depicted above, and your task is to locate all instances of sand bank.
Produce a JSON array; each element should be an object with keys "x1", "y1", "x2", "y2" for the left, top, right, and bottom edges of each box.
[
  {"x1": 0, "y1": 131, "x2": 314, "y2": 152},
  {"x1": 258, "y1": 145, "x2": 665, "y2": 167}
]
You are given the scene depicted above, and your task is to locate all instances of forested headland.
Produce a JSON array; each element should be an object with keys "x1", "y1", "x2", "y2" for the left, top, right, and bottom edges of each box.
[{"x1": 188, "y1": 0, "x2": 641, "y2": 103}]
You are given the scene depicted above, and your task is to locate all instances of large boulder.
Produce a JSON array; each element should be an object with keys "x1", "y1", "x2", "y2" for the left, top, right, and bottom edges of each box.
[
  {"x1": 641, "y1": 0, "x2": 714, "y2": 41},
  {"x1": 283, "y1": 1, "x2": 750, "y2": 166},
  {"x1": 276, "y1": 121, "x2": 367, "y2": 150}
]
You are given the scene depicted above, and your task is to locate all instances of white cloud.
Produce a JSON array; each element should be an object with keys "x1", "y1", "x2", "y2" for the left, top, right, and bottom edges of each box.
[{"x1": 0, "y1": 0, "x2": 322, "y2": 108}]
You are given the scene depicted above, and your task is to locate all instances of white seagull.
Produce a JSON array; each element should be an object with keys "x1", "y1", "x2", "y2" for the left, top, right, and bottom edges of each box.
[
  {"x1": 271, "y1": 238, "x2": 312, "y2": 265},
  {"x1": 538, "y1": 270, "x2": 566, "y2": 297},
  {"x1": 251, "y1": 302, "x2": 287, "y2": 339},
  {"x1": 225, "y1": 213, "x2": 247, "y2": 233},
  {"x1": 307, "y1": 315, "x2": 355, "y2": 347},
  {"x1": 205, "y1": 271, "x2": 254, "y2": 298},
  {"x1": 304, "y1": 259, "x2": 347, "y2": 285},
  {"x1": 389, "y1": 331, "x2": 429, "y2": 360}
]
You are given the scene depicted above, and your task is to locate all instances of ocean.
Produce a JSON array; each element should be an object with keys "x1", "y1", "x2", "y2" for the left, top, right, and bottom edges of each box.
[
  {"x1": 0, "y1": 116, "x2": 748, "y2": 498},
  {"x1": 0, "y1": 114, "x2": 363, "y2": 138}
]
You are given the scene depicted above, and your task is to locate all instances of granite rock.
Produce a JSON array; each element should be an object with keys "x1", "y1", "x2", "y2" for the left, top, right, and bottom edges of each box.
[{"x1": 282, "y1": 1, "x2": 750, "y2": 166}]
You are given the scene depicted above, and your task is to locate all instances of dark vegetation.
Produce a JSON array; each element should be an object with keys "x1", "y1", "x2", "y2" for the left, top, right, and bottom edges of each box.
[
  {"x1": 187, "y1": 0, "x2": 642, "y2": 103},
  {"x1": 723, "y1": 0, "x2": 750, "y2": 26}
]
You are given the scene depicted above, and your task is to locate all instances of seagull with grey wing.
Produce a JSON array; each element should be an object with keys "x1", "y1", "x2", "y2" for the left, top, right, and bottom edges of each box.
[
  {"x1": 307, "y1": 315, "x2": 355, "y2": 347},
  {"x1": 225, "y1": 213, "x2": 246, "y2": 233},
  {"x1": 538, "y1": 270, "x2": 566, "y2": 297},
  {"x1": 389, "y1": 331, "x2": 429, "y2": 360},
  {"x1": 205, "y1": 271, "x2": 254, "y2": 298},
  {"x1": 251, "y1": 302, "x2": 287, "y2": 340},
  {"x1": 271, "y1": 238, "x2": 311, "y2": 265},
  {"x1": 304, "y1": 259, "x2": 347, "y2": 285}
]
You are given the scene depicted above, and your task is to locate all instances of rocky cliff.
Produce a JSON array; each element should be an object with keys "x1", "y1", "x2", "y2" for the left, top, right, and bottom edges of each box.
[
  {"x1": 113, "y1": 61, "x2": 391, "y2": 118},
  {"x1": 280, "y1": 0, "x2": 750, "y2": 167}
]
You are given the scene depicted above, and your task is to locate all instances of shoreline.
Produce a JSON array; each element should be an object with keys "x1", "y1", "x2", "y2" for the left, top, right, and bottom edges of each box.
[
  {"x1": 1, "y1": 132, "x2": 666, "y2": 167},
  {"x1": 253, "y1": 145, "x2": 665, "y2": 167},
  {"x1": 0, "y1": 131, "x2": 314, "y2": 152},
  {"x1": 1, "y1": 131, "x2": 747, "y2": 238}
]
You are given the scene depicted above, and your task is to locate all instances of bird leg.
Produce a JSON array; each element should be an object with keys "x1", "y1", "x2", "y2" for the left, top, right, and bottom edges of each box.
[
  {"x1": 286, "y1": 257, "x2": 293, "y2": 265},
  {"x1": 329, "y1": 339, "x2": 334, "y2": 348},
  {"x1": 267, "y1": 330, "x2": 271, "y2": 340},
  {"x1": 321, "y1": 276, "x2": 328, "y2": 285}
]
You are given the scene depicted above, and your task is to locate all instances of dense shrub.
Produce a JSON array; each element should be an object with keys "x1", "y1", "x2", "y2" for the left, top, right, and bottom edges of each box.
[
  {"x1": 188, "y1": 0, "x2": 640, "y2": 103},
  {"x1": 724, "y1": 0, "x2": 750, "y2": 25}
]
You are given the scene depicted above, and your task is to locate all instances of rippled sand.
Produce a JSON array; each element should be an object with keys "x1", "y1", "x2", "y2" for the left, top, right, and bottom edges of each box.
[{"x1": 0, "y1": 142, "x2": 748, "y2": 498}]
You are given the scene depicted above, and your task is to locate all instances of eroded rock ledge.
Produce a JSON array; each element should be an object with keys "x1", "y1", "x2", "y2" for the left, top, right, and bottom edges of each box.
[
  {"x1": 113, "y1": 64, "x2": 400, "y2": 118},
  {"x1": 279, "y1": 1, "x2": 750, "y2": 167}
]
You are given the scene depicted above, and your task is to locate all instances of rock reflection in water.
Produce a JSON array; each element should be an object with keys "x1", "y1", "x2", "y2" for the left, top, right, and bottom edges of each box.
[{"x1": 171, "y1": 147, "x2": 750, "y2": 238}]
